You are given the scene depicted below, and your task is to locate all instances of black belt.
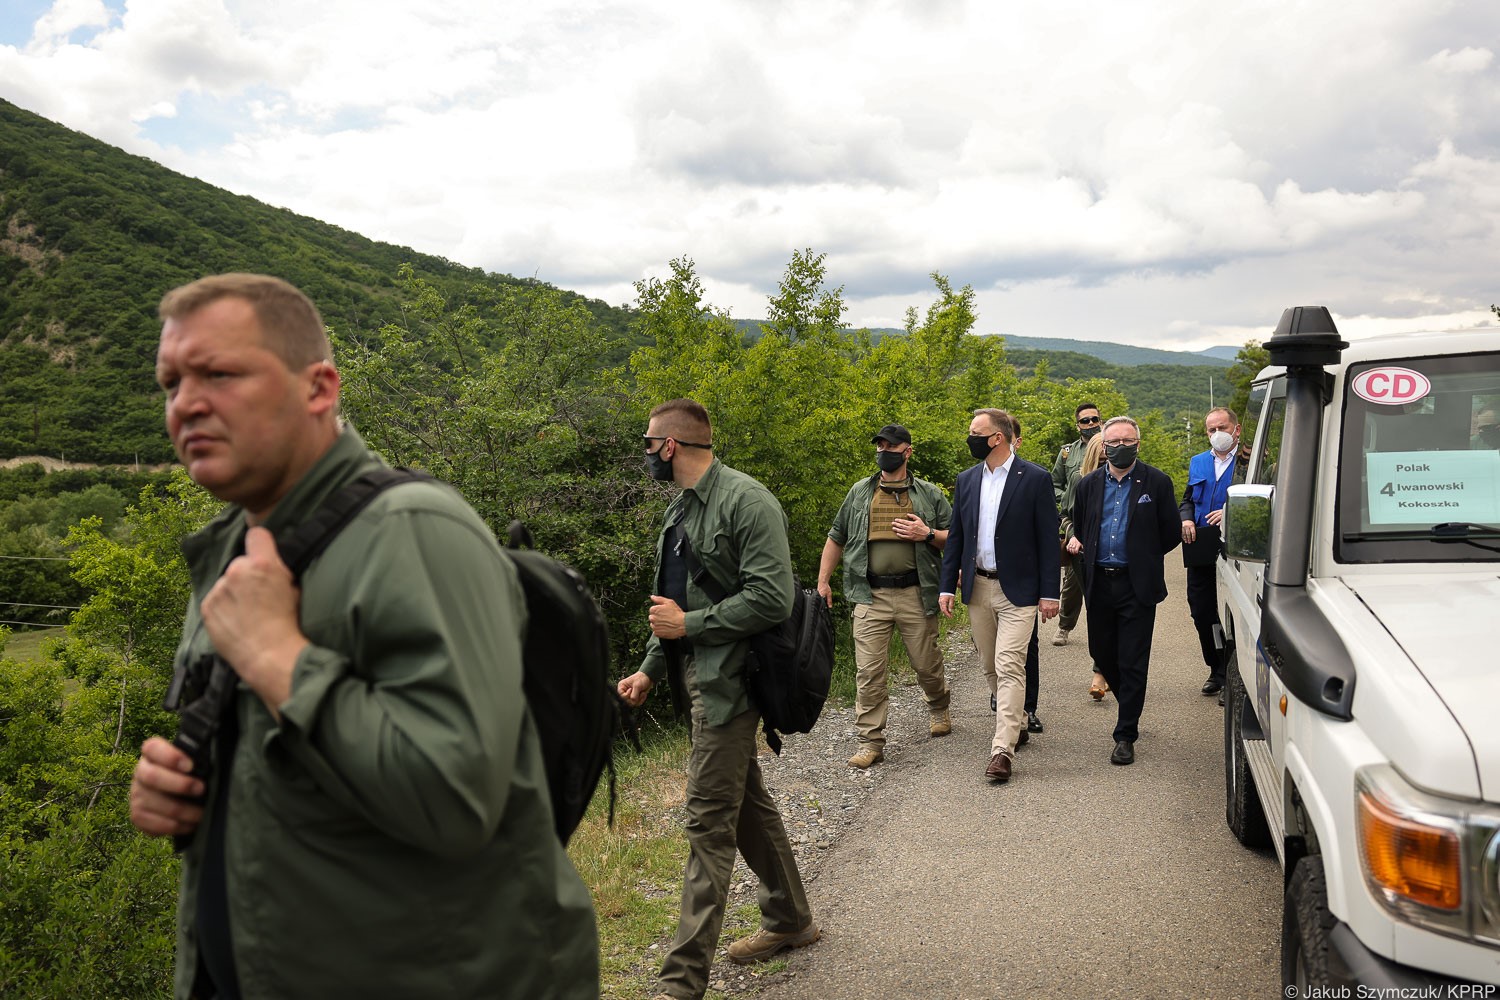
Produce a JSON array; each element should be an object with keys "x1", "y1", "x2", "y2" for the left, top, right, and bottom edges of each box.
[
  {"x1": 868, "y1": 570, "x2": 920, "y2": 589},
  {"x1": 1097, "y1": 565, "x2": 1128, "y2": 577},
  {"x1": 974, "y1": 567, "x2": 999, "y2": 580}
]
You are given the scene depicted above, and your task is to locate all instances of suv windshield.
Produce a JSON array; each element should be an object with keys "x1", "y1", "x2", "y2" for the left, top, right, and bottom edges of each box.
[{"x1": 1336, "y1": 351, "x2": 1500, "y2": 562}]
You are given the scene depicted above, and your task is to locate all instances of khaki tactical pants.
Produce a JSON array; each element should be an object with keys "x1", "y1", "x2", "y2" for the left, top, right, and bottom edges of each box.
[{"x1": 851, "y1": 586, "x2": 950, "y2": 749}]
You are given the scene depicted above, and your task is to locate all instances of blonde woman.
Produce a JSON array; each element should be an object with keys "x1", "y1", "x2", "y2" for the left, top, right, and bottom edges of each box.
[{"x1": 1061, "y1": 433, "x2": 1109, "y2": 699}]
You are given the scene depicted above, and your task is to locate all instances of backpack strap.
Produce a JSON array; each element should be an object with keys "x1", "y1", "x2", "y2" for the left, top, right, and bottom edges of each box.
[
  {"x1": 677, "y1": 531, "x2": 734, "y2": 605},
  {"x1": 276, "y1": 467, "x2": 431, "y2": 580}
]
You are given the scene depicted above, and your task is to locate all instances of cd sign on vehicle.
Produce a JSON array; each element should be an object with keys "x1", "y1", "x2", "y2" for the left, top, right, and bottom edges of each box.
[{"x1": 1351, "y1": 367, "x2": 1431, "y2": 405}]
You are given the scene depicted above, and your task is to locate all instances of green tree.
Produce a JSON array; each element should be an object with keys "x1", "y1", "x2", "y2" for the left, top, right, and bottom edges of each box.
[
  {"x1": 761, "y1": 248, "x2": 848, "y2": 346},
  {"x1": 0, "y1": 472, "x2": 216, "y2": 997},
  {"x1": 335, "y1": 267, "x2": 659, "y2": 665},
  {"x1": 1225, "y1": 339, "x2": 1271, "y2": 425}
]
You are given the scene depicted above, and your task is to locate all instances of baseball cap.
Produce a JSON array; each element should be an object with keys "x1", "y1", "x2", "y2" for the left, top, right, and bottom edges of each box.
[{"x1": 871, "y1": 424, "x2": 912, "y2": 446}]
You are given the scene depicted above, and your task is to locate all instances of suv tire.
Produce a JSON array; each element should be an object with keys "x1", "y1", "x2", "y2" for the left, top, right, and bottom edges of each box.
[
  {"x1": 1282, "y1": 855, "x2": 1336, "y2": 989},
  {"x1": 1225, "y1": 658, "x2": 1271, "y2": 847}
]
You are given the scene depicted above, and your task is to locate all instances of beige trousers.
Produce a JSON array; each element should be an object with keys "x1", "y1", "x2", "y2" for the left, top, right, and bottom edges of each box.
[
  {"x1": 967, "y1": 573, "x2": 1037, "y2": 755},
  {"x1": 851, "y1": 586, "x2": 950, "y2": 749}
]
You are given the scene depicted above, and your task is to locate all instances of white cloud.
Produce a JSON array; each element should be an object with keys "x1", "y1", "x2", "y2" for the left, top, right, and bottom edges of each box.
[
  {"x1": 29, "y1": 0, "x2": 111, "y2": 43},
  {"x1": 1, "y1": 0, "x2": 1498, "y2": 349},
  {"x1": 1427, "y1": 46, "x2": 1493, "y2": 74}
]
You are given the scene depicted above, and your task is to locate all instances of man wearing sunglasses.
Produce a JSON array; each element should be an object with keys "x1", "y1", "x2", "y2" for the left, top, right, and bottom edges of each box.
[
  {"x1": 1050, "y1": 403, "x2": 1102, "y2": 647},
  {"x1": 618, "y1": 399, "x2": 818, "y2": 1000}
]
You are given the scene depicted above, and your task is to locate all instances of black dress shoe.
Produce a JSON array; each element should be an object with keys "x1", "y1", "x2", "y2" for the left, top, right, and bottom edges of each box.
[
  {"x1": 1201, "y1": 678, "x2": 1223, "y2": 696},
  {"x1": 1026, "y1": 711, "x2": 1044, "y2": 733},
  {"x1": 1110, "y1": 740, "x2": 1135, "y2": 765},
  {"x1": 1017, "y1": 728, "x2": 1029, "y2": 747}
]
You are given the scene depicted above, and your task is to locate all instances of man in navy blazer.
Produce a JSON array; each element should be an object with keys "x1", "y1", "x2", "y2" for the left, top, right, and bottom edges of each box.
[
  {"x1": 939, "y1": 408, "x2": 1060, "y2": 784},
  {"x1": 1064, "y1": 416, "x2": 1181, "y2": 766}
]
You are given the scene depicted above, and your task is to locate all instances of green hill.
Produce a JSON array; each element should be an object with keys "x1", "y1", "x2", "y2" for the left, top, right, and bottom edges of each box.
[
  {"x1": 1008, "y1": 348, "x2": 1231, "y2": 419},
  {"x1": 0, "y1": 98, "x2": 636, "y2": 463},
  {"x1": 998, "y1": 334, "x2": 1232, "y2": 368}
]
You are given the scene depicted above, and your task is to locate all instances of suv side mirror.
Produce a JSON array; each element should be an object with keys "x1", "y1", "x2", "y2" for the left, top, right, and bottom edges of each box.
[{"x1": 1224, "y1": 484, "x2": 1274, "y2": 562}]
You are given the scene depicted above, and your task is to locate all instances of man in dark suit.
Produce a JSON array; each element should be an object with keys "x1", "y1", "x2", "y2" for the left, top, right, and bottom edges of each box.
[
  {"x1": 939, "y1": 408, "x2": 1061, "y2": 784},
  {"x1": 1065, "y1": 416, "x2": 1181, "y2": 766}
]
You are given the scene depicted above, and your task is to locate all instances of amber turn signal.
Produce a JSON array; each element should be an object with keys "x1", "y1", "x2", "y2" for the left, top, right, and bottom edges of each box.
[{"x1": 1357, "y1": 790, "x2": 1462, "y2": 910}]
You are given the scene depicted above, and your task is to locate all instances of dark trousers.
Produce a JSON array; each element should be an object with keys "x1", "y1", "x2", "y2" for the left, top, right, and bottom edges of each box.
[
  {"x1": 1086, "y1": 570, "x2": 1158, "y2": 743},
  {"x1": 1023, "y1": 619, "x2": 1039, "y2": 713},
  {"x1": 1185, "y1": 564, "x2": 1224, "y2": 680},
  {"x1": 659, "y1": 660, "x2": 811, "y2": 999}
]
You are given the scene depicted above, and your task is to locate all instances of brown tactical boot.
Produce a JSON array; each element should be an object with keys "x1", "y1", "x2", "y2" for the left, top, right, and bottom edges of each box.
[
  {"x1": 929, "y1": 708, "x2": 952, "y2": 737},
  {"x1": 727, "y1": 923, "x2": 821, "y2": 965},
  {"x1": 847, "y1": 746, "x2": 884, "y2": 769}
]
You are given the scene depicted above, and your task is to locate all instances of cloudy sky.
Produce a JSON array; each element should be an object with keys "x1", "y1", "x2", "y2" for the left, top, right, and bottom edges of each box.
[{"x1": 3, "y1": 0, "x2": 1498, "y2": 350}]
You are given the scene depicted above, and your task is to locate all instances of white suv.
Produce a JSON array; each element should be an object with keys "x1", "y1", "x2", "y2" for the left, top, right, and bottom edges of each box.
[{"x1": 1218, "y1": 306, "x2": 1500, "y2": 989}]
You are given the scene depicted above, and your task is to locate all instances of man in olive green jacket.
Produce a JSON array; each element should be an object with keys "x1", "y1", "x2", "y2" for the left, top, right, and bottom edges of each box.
[
  {"x1": 618, "y1": 399, "x2": 818, "y2": 1000},
  {"x1": 1049, "y1": 401, "x2": 1102, "y2": 645},
  {"x1": 128, "y1": 274, "x2": 597, "y2": 999},
  {"x1": 816, "y1": 424, "x2": 952, "y2": 768}
]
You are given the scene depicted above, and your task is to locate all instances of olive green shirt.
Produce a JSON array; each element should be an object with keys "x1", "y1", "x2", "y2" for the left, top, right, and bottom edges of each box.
[
  {"x1": 639, "y1": 458, "x2": 795, "y2": 727},
  {"x1": 171, "y1": 429, "x2": 597, "y2": 999},
  {"x1": 827, "y1": 475, "x2": 952, "y2": 615},
  {"x1": 1051, "y1": 436, "x2": 1089, "y2": 509}
]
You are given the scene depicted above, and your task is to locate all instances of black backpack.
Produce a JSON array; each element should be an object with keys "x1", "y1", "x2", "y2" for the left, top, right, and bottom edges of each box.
[
  {"x1": 503, "y1": 519, "x2": 634, "y2": 843},
  {"x1": 682, "y1": 543, "x2": 835, "y2": 754},
  {"x1": 171, "y1": 467, "x2": 628, "y2": 846}
]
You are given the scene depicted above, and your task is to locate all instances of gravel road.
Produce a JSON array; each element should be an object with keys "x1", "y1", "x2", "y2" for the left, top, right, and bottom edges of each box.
[{"x1": 709, "y1": 559, "x2": 1282, "y2": 1000}]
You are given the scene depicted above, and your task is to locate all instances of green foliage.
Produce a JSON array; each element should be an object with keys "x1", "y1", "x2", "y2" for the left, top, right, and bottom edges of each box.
[
  {"x1": 1008, "y1": 348, "x2": 1229, "y2": 426},
  {"x1": 0, "y1": 472, "x2": 215, "y2": 996},
  {"x1": 335, "y1": 267, "x2": 659, "y2": 668},
  {"x1": 1225, "y1": 339, "x2": 1272, "y2": 424},
  {"x1": 0, "y1": 467, "x2": 171, "y2": 633}
]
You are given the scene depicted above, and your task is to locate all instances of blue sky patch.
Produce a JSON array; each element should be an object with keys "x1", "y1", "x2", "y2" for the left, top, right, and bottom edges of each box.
[
  {"x1": 137, "y1": 91, "x2": 237, "y2": 153},
  {"x1": 0, "y1": 1, "x2": 123, "y2": 48},
  {"x1": 0, "y1": 2, "x2": 54, "y2": 46}
]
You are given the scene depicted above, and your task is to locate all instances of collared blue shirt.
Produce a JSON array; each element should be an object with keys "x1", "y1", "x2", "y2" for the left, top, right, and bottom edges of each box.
[{"x1": 1097, "y1": 471, "x2": 1134, "y2": 567}]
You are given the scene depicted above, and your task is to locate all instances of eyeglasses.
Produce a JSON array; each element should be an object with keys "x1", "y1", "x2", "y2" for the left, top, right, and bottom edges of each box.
[
  {"x1": 1103, "y1": 438, "x2": 1138, "y2": 447},
  {"x1": 642, "y1": 433, "x2": 712, "y2": 451},
  {"x1": 1077, "y1": 416, "x2": 1101, "y2": 425}
]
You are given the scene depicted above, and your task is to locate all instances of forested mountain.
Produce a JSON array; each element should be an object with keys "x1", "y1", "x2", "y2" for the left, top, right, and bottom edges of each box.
[
  {"x1": 735, "y1": 318, "x2": 1236, "y2": 370},
  {"x1": 998, "y1": 334, "x2": 1233, "y2": 367},
  {"x1": 0, "y1": 98, "x2": 634, "y2": 463},
  {"x1": 1008, "y1": 349, "x2": 1234, "y2": 420}
]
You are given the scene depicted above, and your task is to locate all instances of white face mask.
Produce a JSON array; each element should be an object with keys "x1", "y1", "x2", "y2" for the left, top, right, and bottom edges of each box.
[{"x1": 1209, "y1": 430, "x2": 1235, "y2": 454}]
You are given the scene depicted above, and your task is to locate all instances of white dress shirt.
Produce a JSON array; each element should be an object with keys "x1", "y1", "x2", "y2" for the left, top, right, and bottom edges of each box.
[
  {"x1": 975, "y1": 453, "x2": 1015, "y2": 573},
  {"x1": 1213, "y1": 449, "x2": 1234, "y2": 482}
]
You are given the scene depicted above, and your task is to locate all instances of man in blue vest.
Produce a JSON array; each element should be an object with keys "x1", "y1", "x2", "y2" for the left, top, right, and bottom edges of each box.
[{"x1": 1177, "y1": 407, "x2": 1249, "y2": 696}]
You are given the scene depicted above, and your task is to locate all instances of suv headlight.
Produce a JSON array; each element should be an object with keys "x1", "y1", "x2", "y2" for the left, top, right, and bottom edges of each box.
[{"x1": 1356, "y1": 764, "x2": 1500, "y2": 945}]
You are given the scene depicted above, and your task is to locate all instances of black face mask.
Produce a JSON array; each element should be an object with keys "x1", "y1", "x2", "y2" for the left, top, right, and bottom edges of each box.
[
  {"x1": 967, "y1": 434, "x2": 995, "y2": 461},
  {"x1": 876, "y1": 450, "x2": 907, "y2": 473},
  {"x1": 1104, "y1": 442, "x2": 1138, "y2": 469},
  {"x1": 1080, "y1": 424, "x2": 1101, "y2": 440},
  {"x1": 644, "y1": 447, "x2": 673, "y2": 482}
]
